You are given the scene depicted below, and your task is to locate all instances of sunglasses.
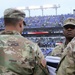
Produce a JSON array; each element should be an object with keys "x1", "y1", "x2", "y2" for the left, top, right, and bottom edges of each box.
[{"x1": 64, "y1": 25, "x2": 75, "y2": 29}]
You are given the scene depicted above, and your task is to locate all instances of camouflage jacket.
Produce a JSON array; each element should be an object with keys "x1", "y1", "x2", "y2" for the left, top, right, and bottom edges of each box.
[
  {"x1": 0, "y1": 31, "x2": 49, "y2": 75},
  {"x1": 50, "y1": 43, "x2": 67, "y2": 57},
  {"x1": 56, "y1": 37, "x2": 75, "y2": 75}
]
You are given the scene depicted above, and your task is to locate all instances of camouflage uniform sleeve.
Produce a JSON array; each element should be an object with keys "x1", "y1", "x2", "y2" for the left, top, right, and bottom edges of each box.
[
  {"x1": 33, "y1": 43, "x2": 50, "y2": 75},
  {"x1": 51, "y1": 46, "x2": 60, "y2": 56},
  {"x1": 50, "y1": 44, "x2": 64, "y2": 57}
]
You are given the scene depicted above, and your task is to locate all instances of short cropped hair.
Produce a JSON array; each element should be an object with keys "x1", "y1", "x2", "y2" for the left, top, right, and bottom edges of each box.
[{"x1": 4, "y1": 18, "x2": 22, "y2": 26}]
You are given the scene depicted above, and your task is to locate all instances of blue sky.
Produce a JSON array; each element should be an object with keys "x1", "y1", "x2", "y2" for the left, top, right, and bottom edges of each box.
[{"x1": 0, "y1": 0, "x2": 75, "y2": 17}]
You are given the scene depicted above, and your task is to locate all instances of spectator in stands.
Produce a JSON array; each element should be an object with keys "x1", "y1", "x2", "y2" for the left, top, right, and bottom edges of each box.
[
  {"x1": 0, "y1": 8, "x2": 49, "y2": 75},
  {"x1": 50, "y1": 17, "x2": 75, "y2": 57},
  {"x1": 56, "y1": 19, "x2": 75, "y2": 75}
]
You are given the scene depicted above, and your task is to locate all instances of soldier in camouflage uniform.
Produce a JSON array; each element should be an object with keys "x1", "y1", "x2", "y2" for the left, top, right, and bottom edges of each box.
[
  {"x1": 0, "y1": 8, "x2": 49, "y2": 75},
  {"x1": 56, "y1": 35, "x2": 75, "y2": 75},
  {"x1": 50, "y1": 18, "x2": 75, "y2": 57},
  {"x1": 56, "y1": 18, "x2": 75, "y2": 75}
]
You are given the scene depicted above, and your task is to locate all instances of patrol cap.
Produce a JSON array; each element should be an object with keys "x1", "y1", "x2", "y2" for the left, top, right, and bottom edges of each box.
[
  {"x1": 63, "y1": 18, "x2": 75, "y2": 27},
  {"x1": 4, "y1": 8, "x2": 26, "y2": 25}
]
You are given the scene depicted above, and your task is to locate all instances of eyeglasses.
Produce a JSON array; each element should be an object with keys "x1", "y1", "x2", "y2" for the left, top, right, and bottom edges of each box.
[{"x1": 64, "y1": 25, "x2": 75, "y2": 29}]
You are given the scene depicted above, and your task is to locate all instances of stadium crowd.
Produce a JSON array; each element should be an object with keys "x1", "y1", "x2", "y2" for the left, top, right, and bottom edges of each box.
[{"x1": 0, "y1": 14, "x2": 75, "y2": 29}]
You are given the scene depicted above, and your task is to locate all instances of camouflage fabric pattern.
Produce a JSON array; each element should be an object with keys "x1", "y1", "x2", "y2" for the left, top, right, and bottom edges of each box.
[
  {"x1": 50, "y1": 43, "x2": 66, "y2": 57},
  {"x1": 0, "y1": 66, "x2": 19, "y2": 75},
  {"x1": 56, "y1": 37, "x2": 75, "y2": 75},
  {"x1": 0, "y1": 31, "x2": 49, "y2": 75}
]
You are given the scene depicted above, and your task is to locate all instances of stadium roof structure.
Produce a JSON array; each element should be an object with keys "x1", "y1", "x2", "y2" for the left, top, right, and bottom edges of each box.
[{"x1": 16, "y1": 4, "x2": 60, "y2": 17}]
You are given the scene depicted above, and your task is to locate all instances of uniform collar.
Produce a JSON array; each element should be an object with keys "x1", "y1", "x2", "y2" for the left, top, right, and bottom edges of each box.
[{"x1": 0, "y1": 30, "x2": 21, "y2": 35}]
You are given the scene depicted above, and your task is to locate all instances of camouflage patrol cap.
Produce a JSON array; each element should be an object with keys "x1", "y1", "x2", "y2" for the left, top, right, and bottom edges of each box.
[
  {"x1": 63, "y1": 17, "x2": 75, "y2": 27},
  {"x1": 4, "y1": 8, "x2": 26, "y2": 25}
]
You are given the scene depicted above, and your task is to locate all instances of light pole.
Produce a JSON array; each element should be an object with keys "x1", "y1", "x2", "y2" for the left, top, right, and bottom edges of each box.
[
  {"x1": 16, "y1": 4, "x2": 60, "y2": 17},
  {"x1": 53, "y1": 4, "x2": 60, "y2": 15}
]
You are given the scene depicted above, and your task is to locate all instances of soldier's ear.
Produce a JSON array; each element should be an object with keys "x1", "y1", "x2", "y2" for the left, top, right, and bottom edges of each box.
[
  {"x1": 19, "y1": 24, "x2": 22, "y2": 28},
  {"x1": 18, "y1": 21, "x2": 22, "y2": 28}
]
